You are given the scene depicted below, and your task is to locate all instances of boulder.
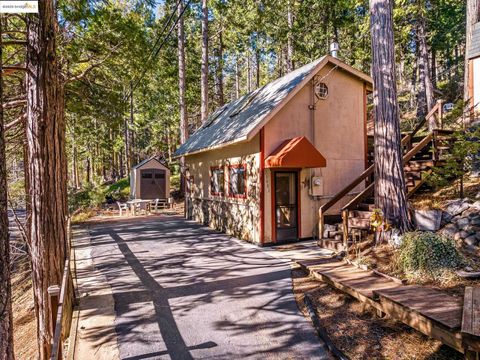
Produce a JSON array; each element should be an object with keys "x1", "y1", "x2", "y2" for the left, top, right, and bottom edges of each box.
[
  {"x1": 413, "y1": 209, "x2": 442, "y2": 231},
  {"x1": 464, "y1": 235, "x2": 478, "y2": 247}
]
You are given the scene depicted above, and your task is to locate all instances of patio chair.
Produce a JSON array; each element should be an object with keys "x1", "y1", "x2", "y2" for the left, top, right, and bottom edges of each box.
[
  {"x1": 117, "y1": 202, "x2": 128, "y2": 216},
  {"x1": 150, "y1": 199, "x2": 160, "y2": 213}
]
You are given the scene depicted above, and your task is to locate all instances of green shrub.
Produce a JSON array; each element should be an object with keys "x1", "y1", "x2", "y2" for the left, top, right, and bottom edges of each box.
[{"x1": 395, "y1": 231, "x2": 465, "y2": 282}]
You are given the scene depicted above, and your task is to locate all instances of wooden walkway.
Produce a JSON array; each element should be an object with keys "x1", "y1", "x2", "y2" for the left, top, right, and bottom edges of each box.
[{"x1": 297, "y1": 257, "x2": 479, "y2": 355}]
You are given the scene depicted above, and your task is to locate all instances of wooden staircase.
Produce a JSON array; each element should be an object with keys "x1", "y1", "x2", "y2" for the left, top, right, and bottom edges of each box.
[{"x1": 319, "y1": 101, "x2": 454, "y2": 250}]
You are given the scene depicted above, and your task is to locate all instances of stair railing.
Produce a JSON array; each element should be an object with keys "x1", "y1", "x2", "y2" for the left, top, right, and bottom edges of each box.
[
  {"x1": 318, "y1": 101, "x2": 443, "y2": 245},
  {"x1": 339, "y1": 132, "x2": 435, "y2": 248}
]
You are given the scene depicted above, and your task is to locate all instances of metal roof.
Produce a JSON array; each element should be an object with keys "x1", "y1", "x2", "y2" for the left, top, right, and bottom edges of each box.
[
  {"x1": 469, "y1": 22, "x2": 480, "y2": 60},
  {"x1": 174, "y1": 55, "x2": 371, "y2": 157}
]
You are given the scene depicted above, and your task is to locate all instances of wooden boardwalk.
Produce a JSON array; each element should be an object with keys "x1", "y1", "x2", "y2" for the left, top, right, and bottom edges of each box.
[{"x1": 297, "y1": 257, "x2": 478, "y2": 354}]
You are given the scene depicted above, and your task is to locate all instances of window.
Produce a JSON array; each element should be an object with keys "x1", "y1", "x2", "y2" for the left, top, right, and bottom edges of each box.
[
  {"x1": 210, "y1": 167, "x2": 225, "y2": 195},
  {"x1": 142, "y1": 173, "x2": 153, "y2": 179},
  {"x1": 154, "y1": 173, "x2": 165, "y2": 179},
  {"x1": 315, "y1": 82, "x2": 328, "y2": 100},
  {"x1": 228, "y1": 165, "x2": 246, "y2": 198}
]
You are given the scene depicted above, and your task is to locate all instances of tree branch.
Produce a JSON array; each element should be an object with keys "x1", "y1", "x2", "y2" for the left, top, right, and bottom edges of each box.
[
  {"x1": 2, "y1": 99, "x2": 26, "y2": 109},
  {"x1": 4, "y1": 113, "x2": 26, "y2": 131}
]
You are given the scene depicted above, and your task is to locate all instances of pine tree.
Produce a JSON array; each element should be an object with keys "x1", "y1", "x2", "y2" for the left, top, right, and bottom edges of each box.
[{"x1": 370, "y1": 0, "x2": 411, "y2": 232}]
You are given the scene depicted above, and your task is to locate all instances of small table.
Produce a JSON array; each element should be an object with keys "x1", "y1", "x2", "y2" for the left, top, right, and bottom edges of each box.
[{"x1": 127, "y1": 199, "x2": 152, "y2": 216}]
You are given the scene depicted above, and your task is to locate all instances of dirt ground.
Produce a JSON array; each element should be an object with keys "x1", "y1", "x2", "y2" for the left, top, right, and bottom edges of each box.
[
  {"x1": 291, "y1": 267, "x2": 463, "y2": 360},
  {"x1": 11, "y1": 260, "x2": 37, "y2": 360}
]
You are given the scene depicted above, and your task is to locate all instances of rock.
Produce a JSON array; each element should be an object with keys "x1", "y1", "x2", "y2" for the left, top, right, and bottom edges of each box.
[
  {"x1": 463, "y1": 225, "x2": 478, "y2": 235},
  {"x1": 445, "y1": 199, "x2": 471, "y2": 216},
  {"x1": 456, "y1": 217, "x2": 470, "y2": 228},
  {"x1": 476, "y1": 192, "x2": 480, "y2": 200},
  {"x1": 323, "y1": 224, "x2": 337, "y2": 238},
  {"x1": 441, "y1": 223, "x2": 458, "y2": 237},
  {"x1": 441, "y1": 212, "x2": 453, "y2": 226},
  {"x1": 471, "y1": 201, "x2": 480, "y2": 210},
  {"x1": 476, "y1": 232, "x2": 480, "y2": 241},
  {"x1": 413, "y1": 209, "x2": 443, "y2": 231},
  {"x1": 464, "y1": 235, "x2": 478, "y2": 246},
  {"x1": 455, "y1": 231, "x2": 470, "y2": 241},
  {"x1": 471, "y1": 217, "x2": 480, "y2": 226}
]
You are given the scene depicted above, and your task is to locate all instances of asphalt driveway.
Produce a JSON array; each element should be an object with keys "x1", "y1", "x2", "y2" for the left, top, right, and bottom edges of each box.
[{"x1": 79, "y1": 215, "x2": 328, "y2": 360}]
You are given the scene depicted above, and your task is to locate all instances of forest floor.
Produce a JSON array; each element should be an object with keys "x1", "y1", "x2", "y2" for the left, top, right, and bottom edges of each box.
[
  {"x1": 12, "y1": 259, "x2": 37, "y2": 360},
  {"x1": 291, "y1": 266, "x2": 463, "y2": 360}
]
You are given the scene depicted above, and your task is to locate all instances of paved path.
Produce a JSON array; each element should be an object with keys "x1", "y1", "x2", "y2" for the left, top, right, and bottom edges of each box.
[{"x1": 75, "y1": 215, "x2": 328, "y2": 360}]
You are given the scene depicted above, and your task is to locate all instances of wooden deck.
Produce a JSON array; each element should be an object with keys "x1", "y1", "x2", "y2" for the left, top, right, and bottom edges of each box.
[{"x1": 297, "y1": 257, "x2": 478, "y2": 354}]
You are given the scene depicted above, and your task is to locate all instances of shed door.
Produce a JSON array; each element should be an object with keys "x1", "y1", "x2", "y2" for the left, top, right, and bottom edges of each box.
[{"x1": 140, "y1": 169, "x2": 166, "y2": 199}]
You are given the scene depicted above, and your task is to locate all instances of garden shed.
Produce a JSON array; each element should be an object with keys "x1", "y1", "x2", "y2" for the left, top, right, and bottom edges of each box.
[{"x1": 130, "y1": 157, "x2": 170, "y2": 200}]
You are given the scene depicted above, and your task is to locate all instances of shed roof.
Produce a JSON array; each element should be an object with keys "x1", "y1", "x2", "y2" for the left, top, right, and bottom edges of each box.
[
  {"x1": 174, "y1": 55, "x2": 372, "y2": 157},
  {"x1": 132, "y1": 156, "x2": 168, "y2": 170}
]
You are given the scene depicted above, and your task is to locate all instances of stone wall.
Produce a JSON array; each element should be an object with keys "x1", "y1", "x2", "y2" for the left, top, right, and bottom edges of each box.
[{"x1": 439, "y1": 198, "x2": 480, "y2": 248}]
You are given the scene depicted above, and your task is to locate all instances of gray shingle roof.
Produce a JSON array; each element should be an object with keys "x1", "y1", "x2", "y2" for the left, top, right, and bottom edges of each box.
[
  {"x1": 469, "y1": 22, "x2": 480, "y2": 60},
  {"x1": 174, "y1": 57, "x2": 326, "y2": 157}
]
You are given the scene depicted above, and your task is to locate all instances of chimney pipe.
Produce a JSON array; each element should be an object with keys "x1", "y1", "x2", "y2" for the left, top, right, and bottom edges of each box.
[{"x1": 330, "y1": 42, "x2": 339, "y2": 58}]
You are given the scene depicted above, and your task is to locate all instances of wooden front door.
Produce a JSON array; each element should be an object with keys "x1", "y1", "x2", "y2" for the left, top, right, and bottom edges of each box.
[
  {"x1": 140, "y1": 168, "x2": 166, "y2": 199},
  {"x1": 274, "y1": 171, "x2": 299, "y2": 242}
]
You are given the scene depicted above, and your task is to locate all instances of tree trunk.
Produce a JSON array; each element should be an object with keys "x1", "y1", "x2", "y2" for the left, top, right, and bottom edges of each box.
[
  {"x1": 129, "y1": 82, "x2": 135, "y2": 167},
  {"x1": 417, "y1": 11, "x2": 434, "y2": 126},
  {"x1": 200, "y1": 0, "x2": 209, "y2": 123},
  {"x1": 235, "y1": 56, "x2": 240, "y2": 99},
  {"x1": 26, "y1": 1, "x2": 68, "y2": 358},
  {"x1": 431, "y1": 47, "x2": 437, "y2": 89},
  {"x1": 178, "y1": 0, "x2": 188, "y2": 194},
  {"x1": 286, "y1": 0, "x2": 294, "y2": 72},
  {"x1": 465, "y1": 0, "x2": 480, "y2": 104},
  {"x1": 216, "y1": 29, "x2": 224, "y2": 106},
  {"x1": 370, "y1": 0, "x2": 411, "y2": 232},
  {"x1": 0, "y1": 18, "x2": 15, "y2": 360},
  {"x1": 247, "y1": 52, "x2": 252, "y2": 93}
]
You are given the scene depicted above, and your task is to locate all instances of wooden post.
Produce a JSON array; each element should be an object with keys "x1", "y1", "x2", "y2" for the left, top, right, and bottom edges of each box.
[
  {"x1": 437, "y1": 100, "x2": 443, "y2": 129},
  {"x1": 342, "y1": 210, "x2": 349, "y2": 251}
]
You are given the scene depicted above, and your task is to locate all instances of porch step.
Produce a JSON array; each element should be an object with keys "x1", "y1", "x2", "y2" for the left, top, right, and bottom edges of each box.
[
  {"x1": 348, "y1": 217, "x2": 370, "y2": 229},
  {"x1": 317, "y1": 238, "x2": 351, "y2": 252}
]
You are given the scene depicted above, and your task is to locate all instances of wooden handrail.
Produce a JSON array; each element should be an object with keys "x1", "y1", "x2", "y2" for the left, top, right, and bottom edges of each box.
[
  {"x1": 341, "y1": 132, "x2": 434, "y2": 213},
  {"x1": 318, "y1": 101, "x2": 442, "y2": 240},
  {"x1": 50, "y1": 260, "x2": 70, "y2": 360}
]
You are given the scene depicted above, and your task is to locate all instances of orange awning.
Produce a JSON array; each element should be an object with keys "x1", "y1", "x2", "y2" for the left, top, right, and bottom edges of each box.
[{"x1": 265, "y1": 136, "x2": 327, "y2": 168}]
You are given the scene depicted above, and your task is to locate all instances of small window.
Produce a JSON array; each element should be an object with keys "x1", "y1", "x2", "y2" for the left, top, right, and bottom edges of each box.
[
  {"x1": 228, "y1": 165, "x2": 246, "y2": 198},
  {"x1": 210, "y1": 167, "x2": 225, "y2": 195},
  {"x1": 155, "y1": 173, "x2": 165, "y2": 179},
  {"x1": 142, "y1": 173, "x2": 153, "y2": 179},
  {"x1": 315, "y1": 82, "x2": 328, "y2": 100}
]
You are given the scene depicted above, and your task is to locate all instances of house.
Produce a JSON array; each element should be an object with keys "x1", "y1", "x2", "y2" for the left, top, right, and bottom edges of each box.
[
  {"x1": 174, "y1": 55, "x2": 372, "y2": 245},
  {"x1": 468, "y1": 21, "x2": 480, "y2": 114},
  {"x1": 130, "y1": 157, "x2": 170, "y2": 200}
]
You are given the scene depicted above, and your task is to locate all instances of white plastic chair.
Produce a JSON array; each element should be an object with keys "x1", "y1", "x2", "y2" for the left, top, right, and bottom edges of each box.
[{"x1": 117, "y1": 202, "x2": 128, "y2": 216}]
